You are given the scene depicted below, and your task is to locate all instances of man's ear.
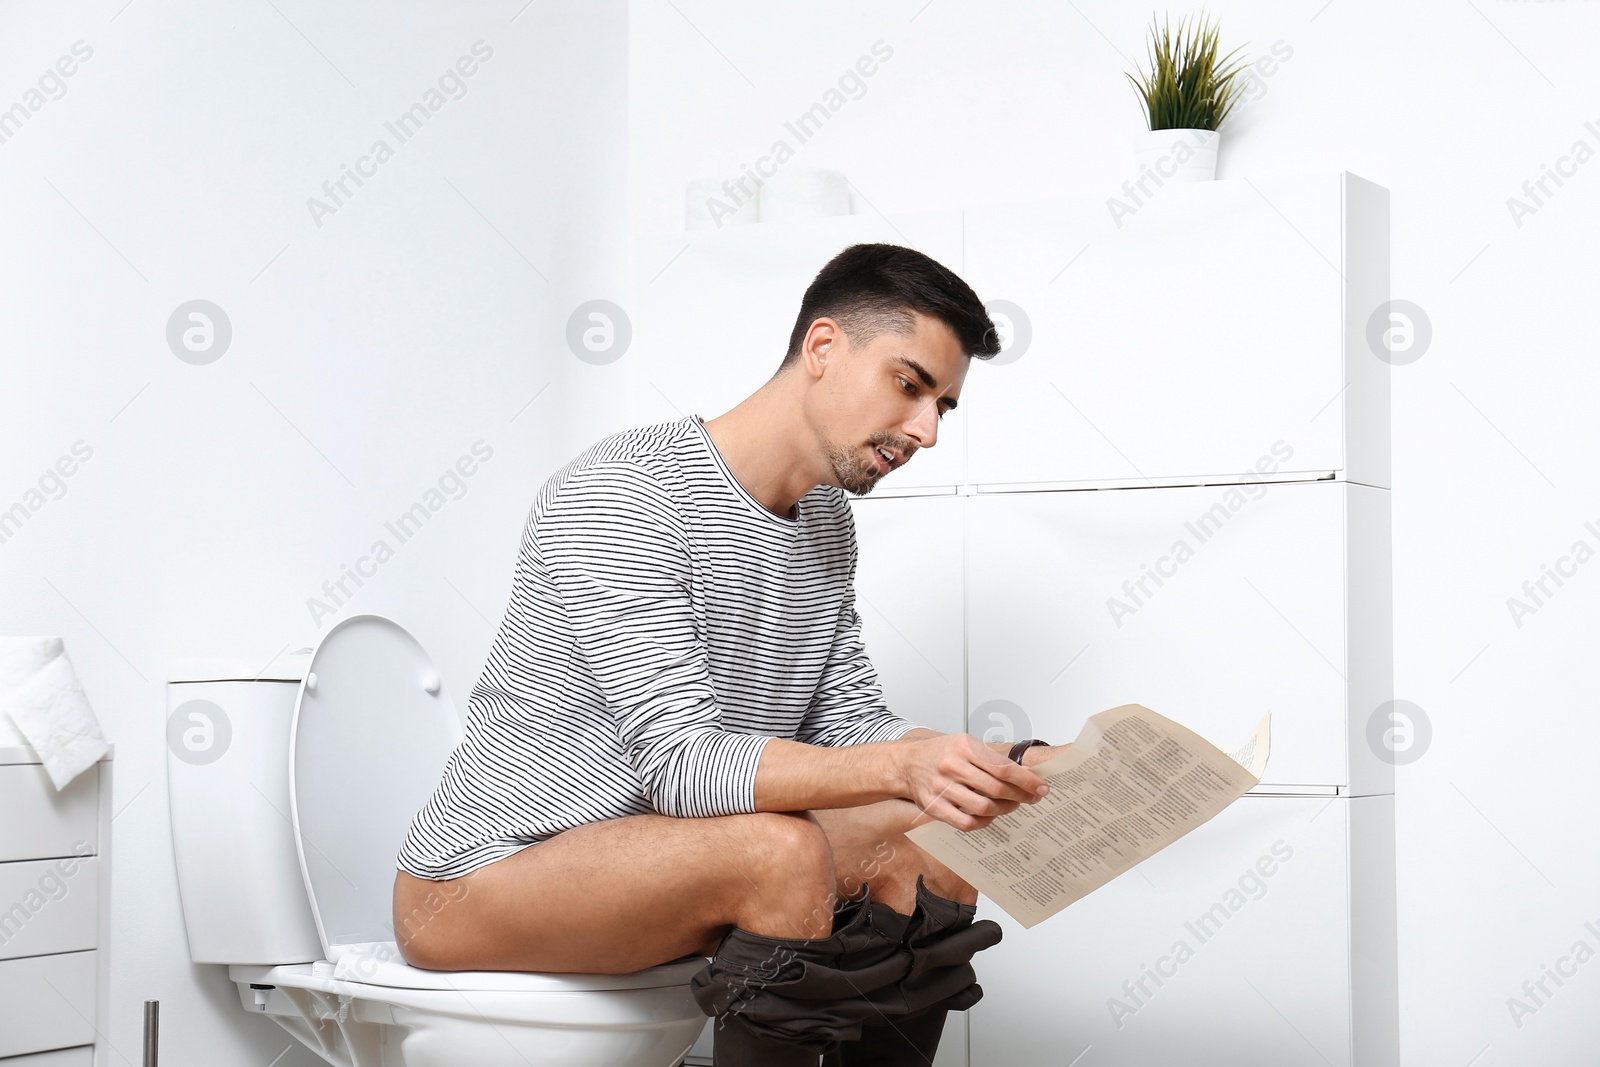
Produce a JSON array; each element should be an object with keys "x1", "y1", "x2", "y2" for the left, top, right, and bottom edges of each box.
[
  {"x1": 813, "y1": 326, "x2": 834, "y2": 364},
  {"x1": 801, "y1": 318, "x2": 840, "y2": 379}
]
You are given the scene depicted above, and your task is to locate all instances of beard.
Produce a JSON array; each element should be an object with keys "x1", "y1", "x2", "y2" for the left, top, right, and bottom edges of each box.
[{"x1": 824, "y1": 434, "x2": 907, "y2": 496}]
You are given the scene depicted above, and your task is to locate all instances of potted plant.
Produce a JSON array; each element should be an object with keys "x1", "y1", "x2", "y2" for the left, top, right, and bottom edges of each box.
[{"x1": 1125, "y1": 13, "x2": 1249, "y2": 182}]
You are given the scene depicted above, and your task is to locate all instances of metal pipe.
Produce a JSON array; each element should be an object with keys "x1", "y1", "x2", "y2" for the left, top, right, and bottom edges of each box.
[{"x1": 142, "y1": 1000, "x2": 159, "y2": 1067}]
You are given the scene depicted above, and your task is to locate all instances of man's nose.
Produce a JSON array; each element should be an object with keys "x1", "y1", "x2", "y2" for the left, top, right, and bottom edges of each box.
[{"x1": 904, "y1": 398, "x2": 940, "y2": 449}]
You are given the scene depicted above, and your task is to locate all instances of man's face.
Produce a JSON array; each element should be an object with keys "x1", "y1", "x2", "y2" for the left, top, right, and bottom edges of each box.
[{"x1": 811, "y1": 310, "x2": 969, "y2": 496}]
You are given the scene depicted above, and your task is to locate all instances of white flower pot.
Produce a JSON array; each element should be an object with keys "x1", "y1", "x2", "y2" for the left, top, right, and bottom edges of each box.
[{"x1": 1130, "y1": 127, "x2": 1220, "y2": 183}]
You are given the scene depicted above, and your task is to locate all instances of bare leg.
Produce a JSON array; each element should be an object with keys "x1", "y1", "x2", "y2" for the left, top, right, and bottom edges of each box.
[
  {"x1": 394, "y1": 810, "x2": 837, "y2": 973},
  {"x1": 809, "y1": 798, "x2": 979, "y2": 915},
  {"x1": 392, "y1": 801, "x2": 981, "y2": 975}
]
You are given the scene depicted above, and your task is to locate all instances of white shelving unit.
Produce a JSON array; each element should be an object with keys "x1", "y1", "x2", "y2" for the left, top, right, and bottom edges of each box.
[
  {"x1": 0, "y1": 746, "x2": 113, "y2": 1067},
  {"x1": 645, "y1": 172, "x2": 1395, "y2": 1067}
]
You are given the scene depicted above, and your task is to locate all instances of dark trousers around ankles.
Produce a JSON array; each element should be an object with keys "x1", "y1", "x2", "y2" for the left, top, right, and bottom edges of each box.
[{"x1": 690, "y1": 874, "x2": 1002, "y2": 1066}]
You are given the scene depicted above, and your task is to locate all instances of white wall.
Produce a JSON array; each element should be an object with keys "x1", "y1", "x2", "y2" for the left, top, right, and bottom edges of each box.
[
  {"x1": 1, "y1": 2, "x2": 630, "y2": 1064},
  {"x1": 627, "y1": 2, "x2": 1600, "y2": 1065}
]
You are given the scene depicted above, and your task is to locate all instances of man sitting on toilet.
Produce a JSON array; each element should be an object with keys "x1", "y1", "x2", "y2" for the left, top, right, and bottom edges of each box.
[{"x1": 393, "y1": 242, "x2": 1066, "y2": 1066}]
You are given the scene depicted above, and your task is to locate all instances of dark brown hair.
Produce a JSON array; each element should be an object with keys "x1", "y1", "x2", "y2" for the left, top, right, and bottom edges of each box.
[{"x1": 778, "y1": 243, "x2": 1001, "y2": 371}]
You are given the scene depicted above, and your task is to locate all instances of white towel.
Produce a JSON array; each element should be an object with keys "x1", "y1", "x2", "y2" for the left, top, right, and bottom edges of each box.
[
  {"x1": 0, "y1": 637, "x2": 109, "y2": 790},
  {"x1": 685, "y1": 175, "x2": 761, "y2": 230},
  {"x1": 757, "y1": 169, "x2": 851, "y2": 223}
]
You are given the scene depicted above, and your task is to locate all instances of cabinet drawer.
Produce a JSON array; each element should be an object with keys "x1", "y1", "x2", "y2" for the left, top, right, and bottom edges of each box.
[
  {"x1": 0, "y1": 765, "x2": 97, "y2": 862},
  {"x1": 965, "y1": 481, "x2": 1393, "y2": 790},
  {"x1": 0, "y1": 951, "x2": 96, "y2": 1058},
  {"x1": 0, "y1": 857, "x2": 99, "y2": 961},
  {"x1": 0, "y1": 1046, "x2": 94, "y2": 1065},
  {"x1": 961, "y1": 172, "x2": 1388, "y2": 489}
]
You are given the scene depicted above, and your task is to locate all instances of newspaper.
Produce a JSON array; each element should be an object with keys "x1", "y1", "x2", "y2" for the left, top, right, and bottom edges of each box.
[{"x1": 905, "y1": 704, "x2": 1272, "y2": 929}]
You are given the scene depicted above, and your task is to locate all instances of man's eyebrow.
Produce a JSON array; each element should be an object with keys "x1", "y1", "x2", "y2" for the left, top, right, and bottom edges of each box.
[{"x1": 893, "y1": 355, "x2": 958, "y2": 411}]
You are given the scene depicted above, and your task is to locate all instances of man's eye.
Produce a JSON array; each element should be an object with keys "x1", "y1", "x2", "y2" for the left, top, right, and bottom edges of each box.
[{"x1": 900, "y1": 375, "x2": 947, "y2": 419}]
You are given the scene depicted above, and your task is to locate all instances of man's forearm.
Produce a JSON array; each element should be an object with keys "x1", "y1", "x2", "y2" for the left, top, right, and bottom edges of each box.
[
  {"x1": 752, "y1": 728, "x2": 1068, "y2": 813},
  {"x1": 752, "y1": 736, "x2": 909, "y2": 811},
  {"x1": 905, "y1": 726, "x2": 1066, "y2": 768}
]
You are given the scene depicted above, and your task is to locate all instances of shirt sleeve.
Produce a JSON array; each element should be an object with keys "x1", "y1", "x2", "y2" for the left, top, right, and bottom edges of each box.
[
  {"x1": 795, "y1": 520, "x2": 922, "y2": 748},
  {"x1": 536, "y1": 460, "x2": 771, "y2": 819}
]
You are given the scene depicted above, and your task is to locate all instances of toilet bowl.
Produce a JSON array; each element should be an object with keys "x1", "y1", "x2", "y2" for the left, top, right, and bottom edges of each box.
[
  {"x1": 166, "y1": 613, "x2": 708, "y2": 1067},
  {"x1": 225, "y1": 946, "x2": 707, "y2": 1067}
]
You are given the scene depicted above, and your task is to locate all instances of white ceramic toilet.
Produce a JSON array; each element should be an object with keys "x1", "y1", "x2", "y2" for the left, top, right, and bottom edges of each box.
[{"x1": 165, "y1": 613, "x2": 709, "y2": 1067}]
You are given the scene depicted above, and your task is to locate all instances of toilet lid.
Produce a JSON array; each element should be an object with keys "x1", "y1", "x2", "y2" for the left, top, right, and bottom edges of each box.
[{"x1": 289, "y1": 614, "x2": 462, "y2": 956}]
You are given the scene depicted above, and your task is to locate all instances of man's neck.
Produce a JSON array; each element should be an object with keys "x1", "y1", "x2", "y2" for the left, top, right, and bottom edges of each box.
[{"x1": 702, "y1": 386, "x2": 829, "y2": 520}]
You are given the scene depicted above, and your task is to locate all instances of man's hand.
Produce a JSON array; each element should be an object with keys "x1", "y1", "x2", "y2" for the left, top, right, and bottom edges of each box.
[{"x1": 896, "y1": 732, "x2": 1052, "y2": 832}]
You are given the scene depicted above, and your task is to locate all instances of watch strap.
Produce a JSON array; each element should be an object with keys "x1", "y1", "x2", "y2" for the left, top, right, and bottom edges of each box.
[{"x1": 1007, "y1": 738, "x2": 1048, "y2": 764}]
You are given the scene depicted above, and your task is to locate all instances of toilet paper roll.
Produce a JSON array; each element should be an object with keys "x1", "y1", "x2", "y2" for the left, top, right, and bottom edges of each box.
[
  {"x1": 685, "y1": 176, "x2": 760, "y2": 231},
  {"x1": 0, "y1": 636, "x2": 109, "y2": 789},
  {"x1": 757, "y1": 169, "x2": 851, "y2": 223}
]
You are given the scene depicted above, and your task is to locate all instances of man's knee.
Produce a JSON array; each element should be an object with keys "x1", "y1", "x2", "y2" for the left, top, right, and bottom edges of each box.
[
  {"x1": 717, "y1": 812, "x2": 840, "y2": 938},
  {"x1": 744, "y1": 811, "x2": 835, "y2": 881},
  {"x1": 836, "y1": 813, "x2": 979, "y2": 909},
  {"x1": 892, "y1": 835, "x2": 979, "y2": 906}
]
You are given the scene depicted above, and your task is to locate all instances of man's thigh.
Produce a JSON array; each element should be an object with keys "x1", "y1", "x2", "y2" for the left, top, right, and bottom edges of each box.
[
  {"x1": 391, "y1": 801, "x2": 975, "y2": 976},
  {"x1": 394, "y1": 809, "x2": 821, "y2": 974},
  {"x1": 808, "y1": 798, "x2": 979, "y2": 914}
]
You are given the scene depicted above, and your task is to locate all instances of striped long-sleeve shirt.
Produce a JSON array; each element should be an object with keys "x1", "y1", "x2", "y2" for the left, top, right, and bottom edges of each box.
[{"x1": 396, "y1": 414, "x2": 921, "y2": 880}]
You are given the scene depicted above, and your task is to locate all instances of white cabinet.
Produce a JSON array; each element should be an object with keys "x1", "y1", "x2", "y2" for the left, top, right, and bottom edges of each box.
[
  {"x1": 965, "y1": 480, "x2": 1393, "y2": 794},
  {"x1": 849, "y1": 493, "x2": 966, "y2": 737},
  {"x1": 967, "y1": 794, "x2": 1397, "y2": 1067},
  {"x1": 0, "y1": 750, "x2": 111, "y2": 1065},
  {"x1": 649, "y1": 171, "x2": 1394, "y2": 1067},
  {"x1": 960, "y1": 172, "x2": 1389, "y2": 490},
  {"x1": 633, "y1": 209, "x2": 970, "y2": 490}
]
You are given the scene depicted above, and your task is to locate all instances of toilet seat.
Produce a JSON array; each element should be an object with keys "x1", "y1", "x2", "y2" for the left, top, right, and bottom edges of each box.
[{"x1": 326, "y1": 941, "x2": 708, "y2": 992}]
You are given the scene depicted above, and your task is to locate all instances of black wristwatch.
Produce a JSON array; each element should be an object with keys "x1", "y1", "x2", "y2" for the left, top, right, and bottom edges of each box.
[{"x1": 1007, "y1": 738, "x2": 1049, "y2": 764}]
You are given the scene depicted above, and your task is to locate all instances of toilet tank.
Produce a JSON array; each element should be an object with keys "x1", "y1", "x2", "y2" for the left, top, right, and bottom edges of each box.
[{"x1": 165, "y1": 653, "x2": 323, "y2": 965}]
